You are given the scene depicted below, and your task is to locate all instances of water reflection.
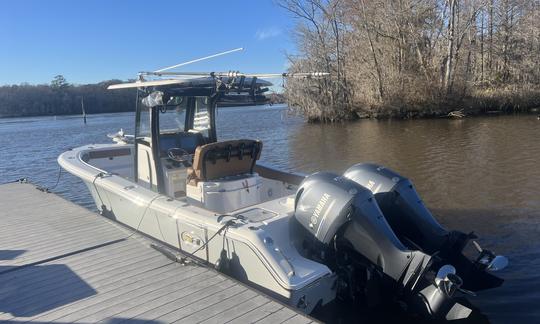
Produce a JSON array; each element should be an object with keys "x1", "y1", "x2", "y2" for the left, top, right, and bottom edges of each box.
[{"x1": 287, "y1": 116, "x2": 540, "y2": 213}]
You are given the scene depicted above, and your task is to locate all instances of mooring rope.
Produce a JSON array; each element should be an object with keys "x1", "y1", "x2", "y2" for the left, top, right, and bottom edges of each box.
[
  {"x1": 36, "y1": 165, "x2": 63, "y2": 192},
  {"x1": 8, "y1": 164, "x2": 64, "y2": 193}
]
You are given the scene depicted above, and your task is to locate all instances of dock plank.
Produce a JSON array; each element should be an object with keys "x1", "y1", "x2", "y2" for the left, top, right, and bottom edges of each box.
[
  {"x1": 226, "y1": 301, "x2": 284, "y2": 324},
  {"x1": 199, "y1": 294, "x2": 271, "y2": 324},
  {"x1": 0, "y1": 182, "x2": 315, "y2": 323}
]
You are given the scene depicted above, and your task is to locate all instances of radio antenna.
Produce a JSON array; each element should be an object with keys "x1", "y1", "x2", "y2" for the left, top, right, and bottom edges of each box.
[{"x1": 154, "y1": 47, "x2": 244, "y2": 73}]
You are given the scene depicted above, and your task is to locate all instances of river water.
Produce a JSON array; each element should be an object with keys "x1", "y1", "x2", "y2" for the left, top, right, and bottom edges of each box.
[{"x1": 1, "y1": 105, "x2": 539, "y2": 323}]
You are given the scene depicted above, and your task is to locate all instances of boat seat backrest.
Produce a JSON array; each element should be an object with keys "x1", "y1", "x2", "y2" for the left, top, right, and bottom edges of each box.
[{"x1": 187, "y1": 139, "x2": 263, "y2": 184}]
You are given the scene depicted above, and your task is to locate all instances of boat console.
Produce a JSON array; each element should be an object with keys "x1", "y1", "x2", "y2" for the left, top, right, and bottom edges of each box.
[
  {"x1": 159, "y1": 132, "x2": 206, "y2": 198},
  {"x1": 161, "y1": 162, "x2": 188, "y2": 199}
]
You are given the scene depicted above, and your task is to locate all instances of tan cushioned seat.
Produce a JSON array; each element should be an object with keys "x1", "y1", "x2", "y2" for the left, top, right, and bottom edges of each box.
[{"x1": 187, "y1": 139, "x2": 262, "y2": 184}]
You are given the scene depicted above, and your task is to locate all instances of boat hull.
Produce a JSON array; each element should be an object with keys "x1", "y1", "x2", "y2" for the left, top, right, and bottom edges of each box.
[{"x1": 59, "y1": 144, "x2": 337, "y2": 314}]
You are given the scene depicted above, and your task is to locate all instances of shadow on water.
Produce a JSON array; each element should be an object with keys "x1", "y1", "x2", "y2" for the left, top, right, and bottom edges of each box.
[
  {"x1": 313, "y1": 299, "x2": 490, "y2": 324},
  {"x1": 0, "y1": 250, "x2": 96, "y2": 318}
]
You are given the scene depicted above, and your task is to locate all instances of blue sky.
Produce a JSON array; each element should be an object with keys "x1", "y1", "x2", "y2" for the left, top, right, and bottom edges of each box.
[{"x1": 0, "y1": 0, "x2": 296, "y2": 85}]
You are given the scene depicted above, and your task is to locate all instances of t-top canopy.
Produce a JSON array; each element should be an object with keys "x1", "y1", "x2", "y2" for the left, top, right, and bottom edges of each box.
[{"x1": 107, "y1": 76, "x2": 272, "y2": 91}]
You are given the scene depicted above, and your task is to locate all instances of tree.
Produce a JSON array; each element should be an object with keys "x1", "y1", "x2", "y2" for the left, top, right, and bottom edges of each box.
[
  {"x1": 279, "y1": 0, "x2": 540, "y2": 121},
  {"x1": 0, "y1": 79, "x2": 136, "y2": 118},
  {"x1": 51, "y1": 75, "x2": 69, "y2": 90}
]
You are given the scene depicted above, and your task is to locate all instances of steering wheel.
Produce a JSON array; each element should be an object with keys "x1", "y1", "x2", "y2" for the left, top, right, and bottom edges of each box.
[{"x1": 167, "y1": 148, "x2": 193, "y2": 165}]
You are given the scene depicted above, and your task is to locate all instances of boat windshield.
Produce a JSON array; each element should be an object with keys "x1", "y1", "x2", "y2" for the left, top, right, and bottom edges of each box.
[
  {"x1": 159, "y1": 96, "x2": 188, "y2": 134},
  {"x1": 135, "y1": 91, "x2": 214, "y2": 144}
]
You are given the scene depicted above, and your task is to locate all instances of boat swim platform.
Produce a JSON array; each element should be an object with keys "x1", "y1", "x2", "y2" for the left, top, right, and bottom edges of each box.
[{"x1": 0, "y1": 182, "x2": 316, "y2": 324}]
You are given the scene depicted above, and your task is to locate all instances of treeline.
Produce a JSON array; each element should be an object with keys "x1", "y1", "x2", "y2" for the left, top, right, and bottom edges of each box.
[
  {"x1": 280, "y1": 0, "x2": 540, "y2": 121},
  {"x1": 0, "y1": 76, "x2": 136, "y2": 117}
]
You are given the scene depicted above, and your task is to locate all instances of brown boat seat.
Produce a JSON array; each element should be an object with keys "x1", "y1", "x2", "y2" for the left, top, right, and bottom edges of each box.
[{"x1": 187, "y1": 139, "x2": 263, "y2": 185}]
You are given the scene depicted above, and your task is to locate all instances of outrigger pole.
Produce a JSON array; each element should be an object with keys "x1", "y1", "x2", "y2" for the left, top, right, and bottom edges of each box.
[
  {"x1": 153, "y1": 47, "x2": 244, "y2": 73},
  {"x1": 144, "y1": 47, "x2": 328, "y2": 79},
  {"x1": 107, "y1": 47, "x2": 328, "y2": 90}
]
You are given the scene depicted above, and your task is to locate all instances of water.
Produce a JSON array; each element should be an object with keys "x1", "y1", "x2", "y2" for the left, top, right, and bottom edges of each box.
[{"x1": 1, "y1": 106, "x2": 539, "y2": 323}]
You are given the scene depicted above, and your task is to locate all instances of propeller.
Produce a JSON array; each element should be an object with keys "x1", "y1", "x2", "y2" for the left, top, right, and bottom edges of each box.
[
  {"x1": 435, "y1": 264, "x2": 476, "y2": 296},
  {"x1": 487, "y1": 255, "x2": 509, "y2": 271},
  {"x1": 473, "y1": 241, "x2": 508, "y2": 272}
]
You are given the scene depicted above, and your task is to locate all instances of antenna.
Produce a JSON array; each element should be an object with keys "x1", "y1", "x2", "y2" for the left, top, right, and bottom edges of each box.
[{"x1": 154, "y1": 47, "x2": 244, "y2": 73}]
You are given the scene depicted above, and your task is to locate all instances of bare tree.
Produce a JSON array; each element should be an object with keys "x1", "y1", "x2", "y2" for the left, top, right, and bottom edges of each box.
[{"x1": 279, "y1": 0, "x2": 540, "y2": 121}]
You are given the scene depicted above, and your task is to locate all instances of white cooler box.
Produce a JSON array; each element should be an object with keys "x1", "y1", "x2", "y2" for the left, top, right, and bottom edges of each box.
[{"x1": 186, "y1": 174, "x2": 262, "y2": 213}]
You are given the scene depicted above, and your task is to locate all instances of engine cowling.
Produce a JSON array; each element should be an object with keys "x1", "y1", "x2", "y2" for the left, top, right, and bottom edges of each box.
[
  {"x1": 343, "y1": 163, "x2": 466, "y2": 255},
  {"x1": 343, "y1": 163, "x2": 507, "y2": 291},
  {"x1": 294, "y1": 172, "x2": 431, "y2": 286}
]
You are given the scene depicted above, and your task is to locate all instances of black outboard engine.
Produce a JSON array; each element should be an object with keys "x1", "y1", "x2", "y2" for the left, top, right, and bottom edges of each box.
[
  {"x1": 343, "y1": 163, "x2": 508, "y2": 291},
  {"x1": 343, "y1": 163, "x2": 464, "y2": 255},
  {"x1": 295, "y1": 172, "x2": 431, "y2": 284},
  {"x1": 294, "y1": 172, "x2": 473, "y2": 319}
]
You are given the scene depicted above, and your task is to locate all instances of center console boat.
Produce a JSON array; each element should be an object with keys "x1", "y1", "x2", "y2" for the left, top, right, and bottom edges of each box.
[{"x1": 59, "y1": 72, "x2": 507, "y2": 321}]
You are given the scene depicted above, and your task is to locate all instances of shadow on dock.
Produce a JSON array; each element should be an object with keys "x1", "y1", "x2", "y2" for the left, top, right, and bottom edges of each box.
[
  {"x1": 0, "y1": 249, "x2": 96, "y2": 317},
  {"x1": 0, "y1": 319, "x2": 161, "y2": 324}
]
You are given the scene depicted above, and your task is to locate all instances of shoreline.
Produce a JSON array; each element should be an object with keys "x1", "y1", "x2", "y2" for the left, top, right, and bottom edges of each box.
[{"x1": 1, "y1": 105, "x2": 538, "y2": 120}]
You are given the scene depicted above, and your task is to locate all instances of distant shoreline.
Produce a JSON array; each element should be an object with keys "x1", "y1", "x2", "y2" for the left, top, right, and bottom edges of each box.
[
  {"x1": 2, "y1": 78, "x2": 536, "y2": 121},
  {"x1": 0, "y1": 78, "x2": 286, "y2": 118},
  {"x1": 0, "y1": 78, "x2": 136, "y2": 119},
  {"x1": 1, "y1": 104, "x2": 536, "y2": 121},
  {"x1": 0, "y1": 103, "x2": 288, "y2": 119}
]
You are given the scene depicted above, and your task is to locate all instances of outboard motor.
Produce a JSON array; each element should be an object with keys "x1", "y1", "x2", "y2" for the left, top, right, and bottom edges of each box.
[
  {"x1": 294, "y1": 172, "x2": 472, "y2": 319},
  {"x1": 295, "y1": 172, "x2": 431, "y2": 284},
  {"x1": 343, "y1": 163, "x2": 508, "y2": 291},
  {"x1": 343, "y1": 163, "x2": 463, "y2": 255}
]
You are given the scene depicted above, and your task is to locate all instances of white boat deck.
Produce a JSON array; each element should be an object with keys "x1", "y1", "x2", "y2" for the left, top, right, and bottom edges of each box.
[{"x1": 0, "y1": 182, "x2": 316, "y2": 324}]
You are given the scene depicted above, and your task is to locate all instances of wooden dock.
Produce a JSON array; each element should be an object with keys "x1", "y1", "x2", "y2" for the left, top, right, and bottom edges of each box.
[{"x1": 0, "y1": 182, "x2": 315, "y2": 324}]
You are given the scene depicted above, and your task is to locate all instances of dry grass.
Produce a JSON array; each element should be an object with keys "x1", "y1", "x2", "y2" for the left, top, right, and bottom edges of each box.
[{"x1": 468, "y1": 87, "x2": 540, "y2": 113}]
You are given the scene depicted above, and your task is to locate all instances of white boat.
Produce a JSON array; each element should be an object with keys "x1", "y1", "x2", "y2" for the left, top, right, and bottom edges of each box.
[{"x1": 59, "y1": 70, "x2": 507, "y2": 321}]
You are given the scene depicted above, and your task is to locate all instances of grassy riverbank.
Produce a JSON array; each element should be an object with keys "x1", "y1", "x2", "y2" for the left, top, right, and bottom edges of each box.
[{"x1": 352, "y1": 86, "x2": 540, "y2": 120}]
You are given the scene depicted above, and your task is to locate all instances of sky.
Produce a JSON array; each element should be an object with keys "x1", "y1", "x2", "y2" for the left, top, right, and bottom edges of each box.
[{"x1": 0, "y1": 0, "x2": 297, "y2": 85}]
